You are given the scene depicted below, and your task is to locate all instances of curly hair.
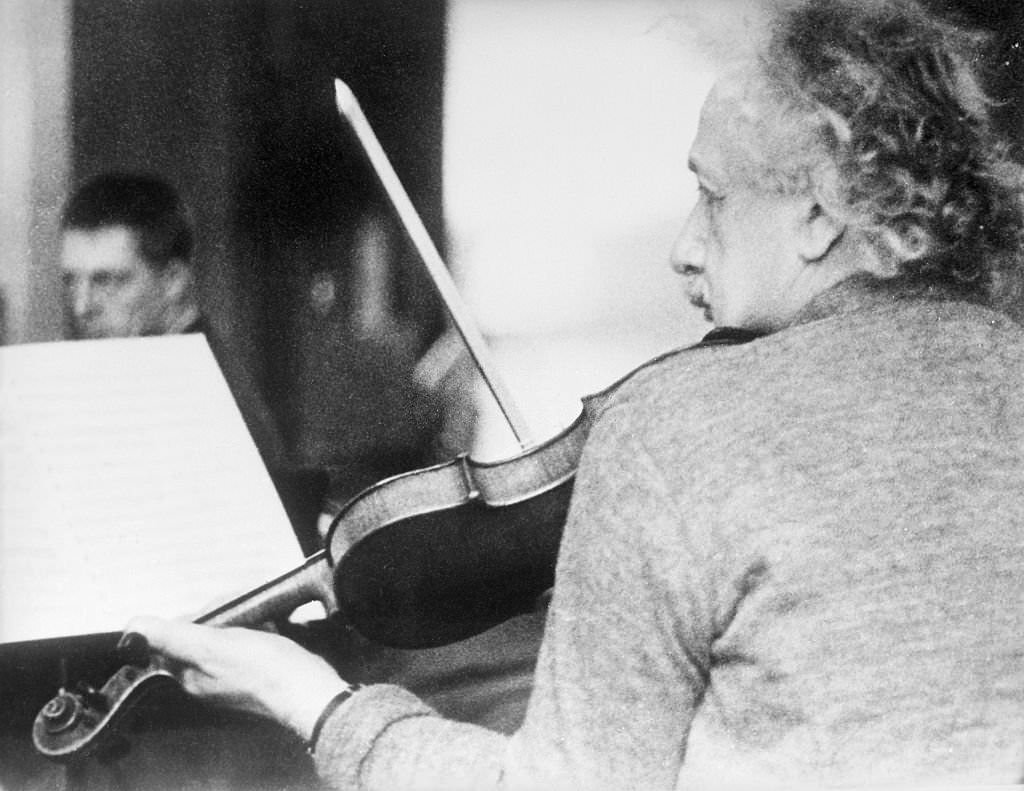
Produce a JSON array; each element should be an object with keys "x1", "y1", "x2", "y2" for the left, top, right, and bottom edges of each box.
[{"x1": 752, "y1": 0, "x2": 1024, "y2": 305}]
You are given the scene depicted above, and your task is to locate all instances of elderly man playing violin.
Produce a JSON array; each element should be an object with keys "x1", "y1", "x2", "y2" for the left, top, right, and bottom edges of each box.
[{"x1": 126, "y1": 1, "x2": 1024, "y2": 788}]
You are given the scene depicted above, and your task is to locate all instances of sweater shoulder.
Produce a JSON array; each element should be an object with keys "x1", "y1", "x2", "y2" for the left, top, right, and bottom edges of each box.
[{"x1": 591, "y1": 300, "x2": 1024, "y2": 451}]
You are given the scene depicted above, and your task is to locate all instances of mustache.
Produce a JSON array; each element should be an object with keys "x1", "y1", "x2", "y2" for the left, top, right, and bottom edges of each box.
[{"x1": 686, "y1": 293, "x2": 713, "y2": 322}]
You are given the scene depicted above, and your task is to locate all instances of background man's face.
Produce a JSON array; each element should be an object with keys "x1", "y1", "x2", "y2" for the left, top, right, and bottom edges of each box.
[{"x1": 61, "y1": 226, "x2": 173, "y2": 339}]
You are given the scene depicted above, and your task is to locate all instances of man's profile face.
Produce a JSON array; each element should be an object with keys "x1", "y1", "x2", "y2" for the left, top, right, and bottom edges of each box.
[
  {"x1": 61, "y1": 225, "x2": 175, "y2": 339},
  {"x1": 670, "y1": 74, "x2": 811, "y2": 332}
]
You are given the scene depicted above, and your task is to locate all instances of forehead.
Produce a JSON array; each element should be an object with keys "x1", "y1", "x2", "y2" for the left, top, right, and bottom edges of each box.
[
  {"x1": 60, "y1": 226, "x2": 148, "y2": 275},
  {"x1": 689, "y1": 73, "x2": 773, "y2": 184}
]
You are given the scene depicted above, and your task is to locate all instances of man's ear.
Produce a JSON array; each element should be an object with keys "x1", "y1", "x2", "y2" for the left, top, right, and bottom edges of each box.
[
  {"x1": 798, "y1": 201, "x2": 845, "y2": 263},
  {"x1": 160, "y1": 259, "x2": 195, "y2": 303}
]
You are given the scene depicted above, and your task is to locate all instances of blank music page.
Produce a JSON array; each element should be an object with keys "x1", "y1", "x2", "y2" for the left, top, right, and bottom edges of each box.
[{"x1": 0, "y1": 335, "x2": 304, "y2": 644}]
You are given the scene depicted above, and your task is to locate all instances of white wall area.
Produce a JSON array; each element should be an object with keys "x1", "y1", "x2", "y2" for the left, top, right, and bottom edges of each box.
[{"x1": 444, "y1": 0, "x2": 717, "y2": 456}]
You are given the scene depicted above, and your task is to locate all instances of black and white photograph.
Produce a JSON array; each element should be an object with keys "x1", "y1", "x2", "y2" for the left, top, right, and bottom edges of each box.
[{"x1": 1, "y1": 1, "x2": 1023, "y2": 789}]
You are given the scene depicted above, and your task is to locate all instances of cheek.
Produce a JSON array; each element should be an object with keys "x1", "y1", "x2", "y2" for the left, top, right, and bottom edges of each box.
[
  {"x1": 128, "y1": 279, "x2": 166, "y2": 310},
  {"x1": 702, "y1": 218, "x2": 764, "y2": 322},
  {"x1": 102, "y1": 289, "x2": 152, "y2": 326},
  {"x1": 702, "y1": 217, "x2": 741, "y2": 294}
]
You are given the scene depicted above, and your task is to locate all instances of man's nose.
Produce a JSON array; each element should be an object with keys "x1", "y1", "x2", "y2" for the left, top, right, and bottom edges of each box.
[
  {"x1": 669, "y1": 210, "x2": 704, "y2": 277},
  {"x1": 70, "y1": 278, "x2": 96, "y2": 316}
]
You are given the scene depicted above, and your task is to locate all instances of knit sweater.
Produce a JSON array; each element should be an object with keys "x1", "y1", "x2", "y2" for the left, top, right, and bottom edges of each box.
[{"x1": 313, "y1": 281, "x2": 1024, "y2": 790}]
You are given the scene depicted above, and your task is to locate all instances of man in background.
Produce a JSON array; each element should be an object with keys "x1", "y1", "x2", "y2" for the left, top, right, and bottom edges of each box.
[
  {"x1": 59, "y1": 171, "x2": 290, "y2": 473},
  {"x1": 61, "y1": 171, "x2": 199, "y2": 341}
]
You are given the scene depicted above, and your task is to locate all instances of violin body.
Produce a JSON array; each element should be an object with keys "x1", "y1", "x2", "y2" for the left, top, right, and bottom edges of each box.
[
  {"x1": 330, "y1": 401, "x2": 591, "y2": 648},
  {"x1": 329, "y1": 327, "x2": 759, "y2": 648}
]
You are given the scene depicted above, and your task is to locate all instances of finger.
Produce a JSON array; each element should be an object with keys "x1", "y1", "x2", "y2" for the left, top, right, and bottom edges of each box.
[{"x1": 124, "y1": 615, "x2": 217, "y2": 666}]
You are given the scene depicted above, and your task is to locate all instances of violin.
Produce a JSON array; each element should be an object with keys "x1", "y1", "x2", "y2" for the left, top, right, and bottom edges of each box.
[
  {"x1": 32, "y1": 324, "x2": 754, "y2": 762},
  {"x1": 32, "y1": 80, "x2": 756, "y2": 763},
  {"x1": 332, "y1": 325, "x2": 757, "y2": 649},
  {"x1": 33, "y1": 552, "x2": 336, "y2": 762}
]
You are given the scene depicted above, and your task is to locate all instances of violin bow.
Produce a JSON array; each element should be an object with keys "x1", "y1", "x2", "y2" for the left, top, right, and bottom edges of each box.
[{"x1": 333, "y1": 79, "x2": 534, "y2": 448}]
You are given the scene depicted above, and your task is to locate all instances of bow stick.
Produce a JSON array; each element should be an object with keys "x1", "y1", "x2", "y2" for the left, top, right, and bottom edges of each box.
[{"x1": 333, "y1": 79, "x2": 534, "y2": 448}]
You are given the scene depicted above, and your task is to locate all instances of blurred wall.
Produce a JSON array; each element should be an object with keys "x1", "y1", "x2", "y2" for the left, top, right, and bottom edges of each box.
[
  {"x1": 228, "y1": 0, "x2": 449, "y2": 479},
  {"x1": 445, "y1": 0, "x2": 716, "y2": 458},
  {"x1": 0, "y1": 0, "x2": 69, "y2": 346}
]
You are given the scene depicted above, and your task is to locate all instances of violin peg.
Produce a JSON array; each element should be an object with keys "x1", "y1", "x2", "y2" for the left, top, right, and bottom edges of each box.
[{"x1": 73, "y1": 682, "x2": 109, "y2": 714}]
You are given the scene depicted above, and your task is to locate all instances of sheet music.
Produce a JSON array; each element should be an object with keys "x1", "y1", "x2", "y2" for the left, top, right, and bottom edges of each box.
[{"x1": 0, "y1": 335, "x2": 304, "y2": 644}]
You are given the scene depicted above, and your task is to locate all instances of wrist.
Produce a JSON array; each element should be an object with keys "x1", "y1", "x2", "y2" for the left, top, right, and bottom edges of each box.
[
  {"x1": 304, "y1": 684, "x2": 363, "y2": 755},
  {"x1": 285, "y1": 678, "x2": 353, "y2": 742}
]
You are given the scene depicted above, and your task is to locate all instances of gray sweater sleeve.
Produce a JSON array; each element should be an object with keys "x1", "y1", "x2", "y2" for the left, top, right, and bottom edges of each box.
[
  {"x1": 504, "y1": 394, "x2": 717, "y2": 790},
  {"x1": 311, "y1": 684, "x2": 507, "y2": 790},
  {"x1": 309, "y1": 388, "x2": 715, "y2": 791}
]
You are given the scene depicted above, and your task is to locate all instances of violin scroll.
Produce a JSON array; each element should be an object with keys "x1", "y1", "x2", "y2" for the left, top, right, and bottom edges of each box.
[
  {"x1": 33, "y1": 638, "x2": 177, "y2": 762},
  {"x1": 33, "y1": 552, "x2": 336, "y2": 762}
]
